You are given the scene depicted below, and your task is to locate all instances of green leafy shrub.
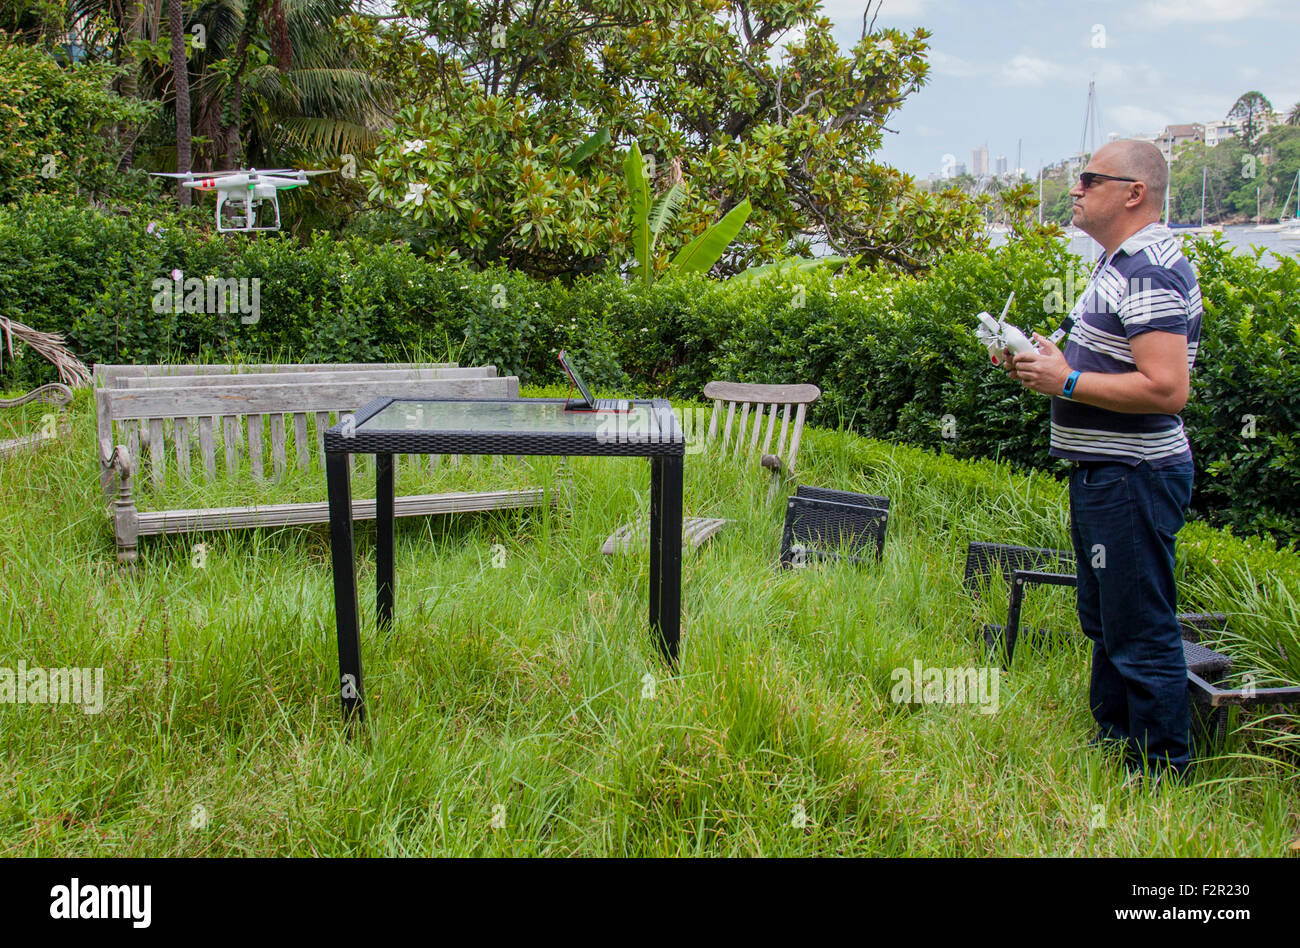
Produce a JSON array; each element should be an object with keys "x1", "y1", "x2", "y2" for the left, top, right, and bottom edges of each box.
[
  {"x1": 0, "y1": 37, "x2": 157, "y2": 205},
  {"x1": 2, "y1": 196, "x2": 1296, "y2": 544}
]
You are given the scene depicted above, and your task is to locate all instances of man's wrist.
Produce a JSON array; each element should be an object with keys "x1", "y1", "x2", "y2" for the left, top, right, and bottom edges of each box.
[{"x1": 1062, "y1": 370, "x2": 1081, "y2": 399}]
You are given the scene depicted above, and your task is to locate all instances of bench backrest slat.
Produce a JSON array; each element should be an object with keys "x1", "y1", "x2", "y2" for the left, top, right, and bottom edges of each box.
[
  {"x1": 293, "y1": 413, "x2": 309, "y2": 471},
  {"x1": 199, "y1": 417, "x2": 216, "y2": 480},
  {"x1": 95, "y1": 362, "x2": 456, "y2": 388},
  {"x1": 270, "y1": 414, "x2": 286, "y2": 480},
  {"x1": 104, "y1": 376, "x2": 518, "y2": 421},
  {"x1": 149, "y1": 418, "x2": 165, "y2": 487},
  {"x1": 119, "y1": 366, "x2": 495, "y2": 389},
  {"x1": 174, "y1": 417, "x2": 192, "y2": 481},
  {"x1": 247, "y1": 415, "x2": 264, "y2": 481}
]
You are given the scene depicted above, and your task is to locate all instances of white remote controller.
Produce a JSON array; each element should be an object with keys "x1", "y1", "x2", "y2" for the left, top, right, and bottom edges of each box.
[{"x1": 975, "y1": 292, "x2": 1037, "y2": 366}]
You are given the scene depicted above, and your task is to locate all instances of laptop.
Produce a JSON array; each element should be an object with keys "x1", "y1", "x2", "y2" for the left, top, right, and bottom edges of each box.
[{"x1": 558, "y1": 350, "x2": 632, "y2": 412}]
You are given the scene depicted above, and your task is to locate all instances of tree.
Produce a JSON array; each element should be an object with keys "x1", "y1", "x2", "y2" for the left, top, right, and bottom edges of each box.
[
  {"x1": 168, "y1": 0, "x2": 192, "y2": 204},
  {"x1": 1228, "y1": 90, "x2": 1274, "y2": 151},
  {"x1": 0, "y1": 36, "x2": 157, "y2": 204},
  {"x1": 360, "y1": 0, "x2": 985, "y2": 277},
  {"x1": 1288, "y1": 101, "x2": 1300, "y2": 127}
]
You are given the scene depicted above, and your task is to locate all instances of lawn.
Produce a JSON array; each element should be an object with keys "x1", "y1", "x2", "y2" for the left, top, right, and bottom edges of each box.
[{"x1": 0, "y1": 386, "x2": 1296, "y2": 856}]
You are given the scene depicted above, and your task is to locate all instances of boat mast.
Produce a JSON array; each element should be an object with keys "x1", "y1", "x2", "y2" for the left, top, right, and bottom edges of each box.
[
  {"x1": 1200, "y1": 165, "x2": 1207, "y2": 228},
  {"x1": 1170, "y1": 148, "x2": 1180, "y2": 228}
]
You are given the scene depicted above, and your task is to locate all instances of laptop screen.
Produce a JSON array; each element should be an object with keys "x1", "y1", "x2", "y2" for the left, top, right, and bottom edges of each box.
[{"x1": 557, "y1": 350, "x2": 596, "y2": 407}]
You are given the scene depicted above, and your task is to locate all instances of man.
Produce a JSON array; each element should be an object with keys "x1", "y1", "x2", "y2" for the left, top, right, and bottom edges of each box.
[{"x1": 1007, "y1": 139, "x2": 1201, "y2": 781}]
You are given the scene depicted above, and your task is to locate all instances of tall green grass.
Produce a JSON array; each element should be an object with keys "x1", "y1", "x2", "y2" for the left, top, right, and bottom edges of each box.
[{"x1": 0, "y1": 387, "x2": 1295, "y2": 856}]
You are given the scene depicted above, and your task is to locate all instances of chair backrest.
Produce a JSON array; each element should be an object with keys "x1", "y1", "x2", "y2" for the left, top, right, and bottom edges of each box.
[
  {"x1": 702, "y1": 380, "x2": 820, "y2": 475},
  {"x1": 779, "y1": 495, "x2": 887, "y2": 567},
  {"x1": 93, "y1": 361, "x2": 456, "y2": 389},
  {"x1": 99, "y1": 375, "x2": 518, "y2": 488},
  {"x1": 795, "y1": 485, "x2": 891, "y2": 511},
  {"x1": 961, "y1": 542, "x2": 1075, "y2": 592}
]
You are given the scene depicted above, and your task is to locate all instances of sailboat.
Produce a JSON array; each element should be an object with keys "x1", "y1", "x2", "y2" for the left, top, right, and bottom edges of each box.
[
  {"x1": 1255, "y1": 169, "x2": 1298, "y2": 231},
  {"x1": 1170, "y1": 166, "x2": 1223, "y2": 237}
]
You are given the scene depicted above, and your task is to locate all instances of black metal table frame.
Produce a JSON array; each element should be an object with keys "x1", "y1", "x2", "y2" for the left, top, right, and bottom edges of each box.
[{"x1": 323, "y1": 396, "x2": 685, "y2": 721}]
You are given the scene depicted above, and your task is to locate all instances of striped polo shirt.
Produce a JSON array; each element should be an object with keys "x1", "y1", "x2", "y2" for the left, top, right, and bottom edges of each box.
[{"x1": 1050, "y1": 222, "x2": 1201, "y2": 467}]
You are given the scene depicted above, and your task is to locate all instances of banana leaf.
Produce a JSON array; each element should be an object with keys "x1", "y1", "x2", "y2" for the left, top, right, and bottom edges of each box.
[
  {"x1": 624, "y1": 143, "x2": 652, "y2": 286},
  {"x1": 670, "y1": 199, "x2": 751, "y2": 275},
  {"x1": 648, "y1": 181, "x2": 685, "y2": 245},
  {"x1": 565, "y1": 128, "x2": 610, "y2": 169},
  {"x1": 729, "y1": 255, "x2": 855, "y2": 283}
]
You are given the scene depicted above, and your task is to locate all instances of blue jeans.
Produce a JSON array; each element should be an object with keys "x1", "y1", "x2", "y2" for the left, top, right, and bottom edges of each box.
[{"x1": 1068, "y1": 458, "x2": 1195, "y2": 775}]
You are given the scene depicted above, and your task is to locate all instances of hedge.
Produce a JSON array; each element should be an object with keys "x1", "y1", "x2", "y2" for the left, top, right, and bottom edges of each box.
[{"x1": 1, "y1": 194, "x2": 1296, "y2": 545}]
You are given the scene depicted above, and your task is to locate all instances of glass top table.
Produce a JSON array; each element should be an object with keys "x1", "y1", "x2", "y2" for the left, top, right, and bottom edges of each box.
[
  {"x1": 322, "y1": 396, "x2": 685, "y2": 722},
  {"x1": 326, "y1": 397, "x2": 685, "y2": 457}
]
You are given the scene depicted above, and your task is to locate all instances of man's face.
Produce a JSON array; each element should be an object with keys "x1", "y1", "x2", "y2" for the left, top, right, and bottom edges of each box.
[{"x1": 1070, "y1": 149, "x2": 1141, "y2": 234}]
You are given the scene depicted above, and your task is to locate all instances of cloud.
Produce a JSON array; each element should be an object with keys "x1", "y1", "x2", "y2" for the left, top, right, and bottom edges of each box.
[
  {"x1": 929, "y1": 49, "x2": 985, "y2": 78},
  {"x1": 1107, "y1": 105, "x2": 1173, "y2": 137},
  {"x1": 867, "y1": 0, "x2": 931, "y2": 17},
  {"x1": 999, "y1": 54, "x2": 1057, "y2": 86},
  {"x1": 1141, "y1": 0, "x2": 1283, "y2": 24}
]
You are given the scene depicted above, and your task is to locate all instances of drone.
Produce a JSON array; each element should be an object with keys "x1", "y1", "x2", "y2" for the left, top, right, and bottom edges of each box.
[{"x1": 152, "y1": 168, "x2": 334, "y2": 233}]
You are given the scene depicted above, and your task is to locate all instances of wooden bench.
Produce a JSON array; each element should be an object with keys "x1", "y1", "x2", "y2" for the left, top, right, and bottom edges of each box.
[
  {"x1": 97, "y1": 372, "x2": 553, "y2": 563},
  {"x1": 96, "y1": 364, "x2": 496, "y2": 497},
  {"x1": 93, "y1": 361, "x2": 456, "y2": 388}
]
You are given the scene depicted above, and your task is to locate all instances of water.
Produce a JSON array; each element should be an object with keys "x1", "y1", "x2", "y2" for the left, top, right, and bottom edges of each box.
[{"x1": 991, "y1": 224, "x2": 1298, "y2": 269}]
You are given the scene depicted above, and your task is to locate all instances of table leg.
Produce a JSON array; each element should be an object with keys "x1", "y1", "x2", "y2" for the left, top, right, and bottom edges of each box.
[
  {"x1": 649, "y1": 457, "x2": 662, "y2": 632},
  {"x1": 326, "y1": 450, "x2": 365, "y2": 721},
  {"x1": 376, "y1": 452, "x2": 395, "y2": 635},
  {"x1": 650, "y1": 455, "x2": 683, "y2": 662}
]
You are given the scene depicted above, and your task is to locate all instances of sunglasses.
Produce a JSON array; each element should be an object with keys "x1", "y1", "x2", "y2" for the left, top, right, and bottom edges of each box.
[{"x1": 1079, "y1": 172, "x2": 1139, "y2": 189}]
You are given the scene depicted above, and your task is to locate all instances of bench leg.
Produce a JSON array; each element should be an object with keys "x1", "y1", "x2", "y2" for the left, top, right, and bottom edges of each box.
[{"x1": 111, "y1": 461, "x2": 140, "y2": 566}]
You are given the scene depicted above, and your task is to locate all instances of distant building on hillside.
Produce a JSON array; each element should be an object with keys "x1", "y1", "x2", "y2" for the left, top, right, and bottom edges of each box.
[
  {"x1": 1154, "y1": 123, "x2": 1204, "y2": 159},
  {"x1": 971, "y1": 145, "x2": 989, "y2": 177},
  {"x1": 1204, "y1": 119, "x2": 1241, "y2": 148},
  {"x1": 994, "y1": 155, "x2": 1007, "y2": 174}
]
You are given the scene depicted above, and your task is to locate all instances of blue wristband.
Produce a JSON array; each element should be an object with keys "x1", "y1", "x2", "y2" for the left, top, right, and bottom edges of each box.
[{"x1": 1062, "y1": 370, "x2": 1081, "y2": 399}]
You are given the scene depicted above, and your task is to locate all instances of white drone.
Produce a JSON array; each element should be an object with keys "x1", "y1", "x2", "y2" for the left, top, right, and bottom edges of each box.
[{"x1": 152, "y1": 168, "x2": 334, "y2": 233}]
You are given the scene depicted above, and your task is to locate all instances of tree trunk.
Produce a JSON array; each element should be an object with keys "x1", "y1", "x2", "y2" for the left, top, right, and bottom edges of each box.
[
  {"x1": 169, "y1": 0, "x2": 193, "y2": 205},
  {"x1": 222, "y1": 0, "x2": 264, "y2": 170},
  {"x1": 115, "y1": 0, "x2": 154, "y2": 172}
]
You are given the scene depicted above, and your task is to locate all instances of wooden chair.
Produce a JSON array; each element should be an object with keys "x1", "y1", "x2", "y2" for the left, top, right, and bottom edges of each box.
[{"x1": 601, "y1": 380, "x2": 820, "y2": 554}]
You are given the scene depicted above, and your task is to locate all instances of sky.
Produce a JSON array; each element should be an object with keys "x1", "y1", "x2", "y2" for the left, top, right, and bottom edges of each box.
[{"x1": 815, "y1": 0, "x2": 1300, "y2": 178}]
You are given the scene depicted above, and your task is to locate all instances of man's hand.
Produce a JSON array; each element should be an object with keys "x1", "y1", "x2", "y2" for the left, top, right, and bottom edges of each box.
[{"x1": 1010, "y1": 333, "x2": 1071, "y2": 396}]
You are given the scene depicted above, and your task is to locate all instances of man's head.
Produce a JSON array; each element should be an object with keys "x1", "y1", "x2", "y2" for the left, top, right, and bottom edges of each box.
[{"x1": 1070, "y1": 140, "x2": 1167, "y2": 251}]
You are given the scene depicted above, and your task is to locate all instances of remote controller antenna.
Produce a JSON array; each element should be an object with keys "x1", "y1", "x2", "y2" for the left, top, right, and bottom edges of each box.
[{"x1": 998, "y1": 291, "x2": 1015, "y2": 323}]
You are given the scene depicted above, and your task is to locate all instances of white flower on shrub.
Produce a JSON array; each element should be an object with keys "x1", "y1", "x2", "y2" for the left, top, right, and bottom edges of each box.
[
  {"x1": 402, "y1": 182, "x2": 431, "y2": 206},
  {"x1": 400, "y1": 139, "x2": 428, "y2": 155}
]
